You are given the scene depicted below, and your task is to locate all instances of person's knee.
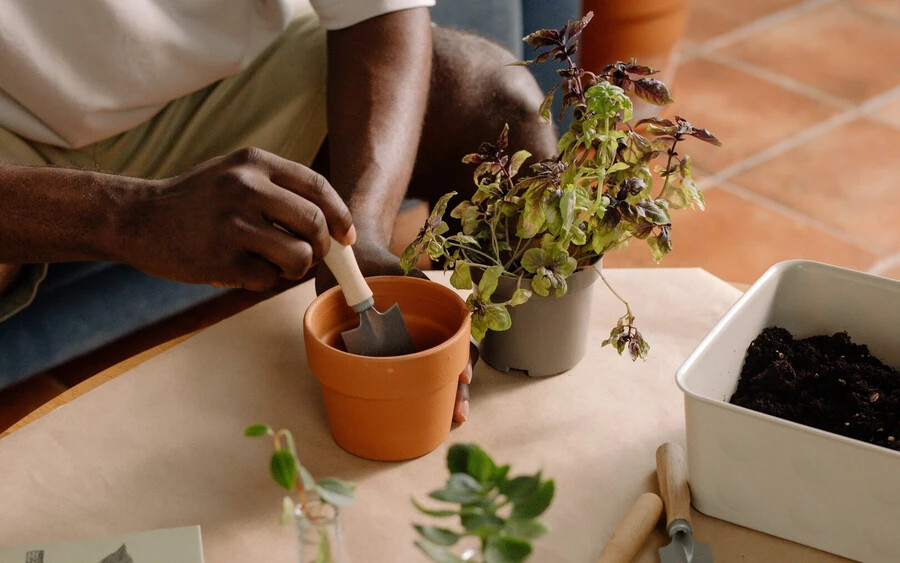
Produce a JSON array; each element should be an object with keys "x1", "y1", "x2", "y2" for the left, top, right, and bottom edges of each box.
[{"x1": 430, "y1": 27, "x2": 556, "y2": 157}]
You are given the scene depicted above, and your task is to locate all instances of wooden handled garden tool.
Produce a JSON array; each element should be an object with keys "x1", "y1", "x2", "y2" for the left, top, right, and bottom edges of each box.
[
  {"x1": 322, "y1": 237, "x2": 415, "y2": 357},
  {"x1": 596, "y1": 492, "x2": 664, "y2": 563},
  {"x1": 656, "y1": 442, "x2": 713, "y2": 563}
]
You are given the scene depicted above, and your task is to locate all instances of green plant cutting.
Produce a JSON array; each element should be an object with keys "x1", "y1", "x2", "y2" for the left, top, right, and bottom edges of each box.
[
  {"x1": 245, "y1": 423, "x2": 355, "y2": 562},
  {"x1": 400, "y1": 12, "x2": 721, "y2": 360},
  {"x1": 412, "y1": 443, "x2": 555, "y2": 563}
]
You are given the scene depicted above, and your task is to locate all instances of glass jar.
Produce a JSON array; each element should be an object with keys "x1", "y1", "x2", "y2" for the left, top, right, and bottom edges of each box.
[{"x1": 295, "y1": 496, "x2": 345, "y2": 563}]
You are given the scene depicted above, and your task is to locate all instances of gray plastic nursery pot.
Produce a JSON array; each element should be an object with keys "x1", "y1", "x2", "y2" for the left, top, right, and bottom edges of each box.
[{"x1": 480, "y1": 266, "x2": 600, "y2": 377}]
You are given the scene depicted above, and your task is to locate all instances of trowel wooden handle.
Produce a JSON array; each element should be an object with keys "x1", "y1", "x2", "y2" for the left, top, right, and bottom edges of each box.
[
  {"x1": 596, "y1": 492, "x2": 663, "y2": 563},
  {"x1": 322, "y1": 237, "x2": 373, "y2": 310},
  {"x1": 656, "y1": 442, "x2": 693, "y2": 528}
]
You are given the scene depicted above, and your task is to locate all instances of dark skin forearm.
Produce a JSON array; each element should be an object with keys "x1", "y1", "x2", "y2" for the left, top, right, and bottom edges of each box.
[
  {"x1": 325, "y1": 8, "x2": 432, "y2": 248},
  {"x1": 0, "y1": 164, "x2": 134, "y2": 263}
]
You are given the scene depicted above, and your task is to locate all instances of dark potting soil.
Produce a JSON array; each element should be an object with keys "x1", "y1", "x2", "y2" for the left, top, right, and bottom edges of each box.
[{"x1": 729, "y1": 327, "x2": 899, "y2": 452}]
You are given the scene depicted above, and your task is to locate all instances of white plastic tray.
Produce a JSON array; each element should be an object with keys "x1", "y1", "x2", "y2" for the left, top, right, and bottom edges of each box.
[{"x1": 676, "y1": 260, "x2": 900, "y2": 562}]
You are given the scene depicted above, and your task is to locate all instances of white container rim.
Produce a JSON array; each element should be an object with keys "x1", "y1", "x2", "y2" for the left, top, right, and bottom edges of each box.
[{"x1": 675, "y1": 259, "x2": 900, "y2": 461}]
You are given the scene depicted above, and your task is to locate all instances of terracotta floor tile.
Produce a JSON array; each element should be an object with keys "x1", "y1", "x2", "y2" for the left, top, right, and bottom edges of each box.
[
  {"x1": 720, "y1": 2, "x2": 900, "y2": 103},
  {"x1": 664, "y1": 58, "x2": 840, "y2": 172},
  {"x1": 869, "y1": 95, "x2": 900, "y2": 129},
  {"x1": 843, "y1": 0, "x2": 900, "y2": 19},
  {"x1": 685, "y1": 0, "x2": 802, "y2": 41},
  {"x1": 730, "y1": 117, "x2": 900, "y2": 252},
  {"x1": 602, "y1": 187, "x2": 878, "y2": 285}
]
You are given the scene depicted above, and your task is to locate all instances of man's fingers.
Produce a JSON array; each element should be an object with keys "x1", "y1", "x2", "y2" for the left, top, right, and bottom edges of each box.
[
  {"x1": 237, "y1": 148, "x2": 355, "y2": 245},
  {"x1": 254, "y1": 179, "x2": 332, "y2": 259},
  {"x1": 459, "y1": 361, "x2": 473, "y2": 385},
  {"x1": 242, "y1": 219, "x2": 316, "y2": 281},
  {"x1": 453, "y1": 383, "x2": 470, "y2": 423}
]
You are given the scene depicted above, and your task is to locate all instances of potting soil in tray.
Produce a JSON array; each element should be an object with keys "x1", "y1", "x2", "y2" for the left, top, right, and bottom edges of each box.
[{"x1": 730, "y1": 327, "x2": 899, "y2": 452}]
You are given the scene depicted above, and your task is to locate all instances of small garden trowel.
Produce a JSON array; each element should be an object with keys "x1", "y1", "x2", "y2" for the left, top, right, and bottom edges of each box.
[
  {"x1": 656, "y1": 442, "x2": 714, "y2": 563},
  {"x1": 322, "y1": 237, "x2": 415, "y2": 357}
]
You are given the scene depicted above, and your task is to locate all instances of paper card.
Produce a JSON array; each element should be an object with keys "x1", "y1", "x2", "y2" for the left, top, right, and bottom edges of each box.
[{"x1": 0, "y1": 526, "x2": 203, "y2": 563}]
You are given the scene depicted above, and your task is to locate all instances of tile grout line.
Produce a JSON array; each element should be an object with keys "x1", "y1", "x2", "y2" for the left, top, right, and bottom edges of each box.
[
  {"x1": 682, "y1": 0, "x2": 836, "y2": 60},
  {"x1": 701, "y1": 51, "x2": 853, "y2": 110},
  {"x1": 710, "y1": 179, "x2": 892, "y2": 256},
  {"x1": 699, "y1": 85, "x2": 900, "y2": 187},
  {"x1": 867, "y1": 253, "x2": 900, "y2": 276}
]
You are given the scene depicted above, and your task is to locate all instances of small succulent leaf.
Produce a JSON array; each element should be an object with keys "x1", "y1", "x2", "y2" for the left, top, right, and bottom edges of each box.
[
  {"x1": 511, "y1": 479, "x2": 555, "y2": 519},
  {"x1": 244, "y1": 424, "x2": 272, "y2": 437},
  {"x1": 503, "y1": 518, "x2": 548, "y2": 540},
  {"x1": 412, "y1": 497, "x2": 458, "y2": 517},
  {"x1": 484, "y1": 536, "x2": 532, "y2": 563},
  {"x1": 449, "y1": 261, "x2": 472, "y2": 290},
  {"x1": 429, "y1": 473, "x2": 483, "y2": 504},
  {"x1": 414, "y1": 538, "x2": 466, "y2": 563},
  {"x1": 316, "y1": 478, "x2": 356, "y2": 507},
  {"x1": 500, "y1": 475, "x2": 540, "y2": 501},
  {"x1": 460, "y1": 511, "x2": 505, "y2": 533},
  {"x1": 414, "y1": 525, "x2": 462, "y2": 547},
  {"x1": 508, "y1": 288, "x2": 532, "y2": 306},
  {"x1": 270, "y1": 450, "x2": 297, "y2": 491}
]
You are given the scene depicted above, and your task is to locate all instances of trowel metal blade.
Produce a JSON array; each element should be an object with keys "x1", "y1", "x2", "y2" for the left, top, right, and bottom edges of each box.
[
  {"x1": 659, "y1": 531, "x2": 714, "y2": 563},
  {"x1": 341, "y1": 303, "x2": 416, "y2": 357}
]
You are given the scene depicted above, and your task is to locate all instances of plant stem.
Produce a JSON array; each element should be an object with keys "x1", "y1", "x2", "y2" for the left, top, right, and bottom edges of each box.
[
  {"x1": 655, "y1": 137, "x2": 679, "y2": 200},
  {"x1": 596, "y1": 264, "x2": 632, "y2": 320},
  {"x1": 446, "y1": 241, "x2": 501, "y2": 266}
]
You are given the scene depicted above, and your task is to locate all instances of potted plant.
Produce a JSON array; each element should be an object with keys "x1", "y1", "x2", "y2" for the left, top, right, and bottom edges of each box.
[
  {"x1": 412, "y1": 443, "x2": 555, "y2": 562},
  {"x1": 400, "y1": 12, "x2": 721, "y2": 376},
  {"x1": 303, "y1": 276, "x2": 471, "y2": 461},
  {"x1": 245, "y1": 423, "x2": 356, "y2": 563}
]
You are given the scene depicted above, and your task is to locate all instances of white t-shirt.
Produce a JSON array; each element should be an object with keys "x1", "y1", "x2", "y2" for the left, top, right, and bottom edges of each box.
[{"x1": 0, "y1": 0, "x2": 433, "y2": 149}]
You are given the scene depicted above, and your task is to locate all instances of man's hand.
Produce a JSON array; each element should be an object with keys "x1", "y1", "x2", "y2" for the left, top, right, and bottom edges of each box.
[{"x1": 124, "y1": 147, "x2": 355, "y2": 291}]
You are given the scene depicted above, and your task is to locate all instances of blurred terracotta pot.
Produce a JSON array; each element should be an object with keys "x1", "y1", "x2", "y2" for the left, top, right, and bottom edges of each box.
[
  {"x1": 580, "y1": 0, "x2": 689, "y2": 117},
  {"x1": 303, "y1": 276, "x2": 470, "y2": 461}
]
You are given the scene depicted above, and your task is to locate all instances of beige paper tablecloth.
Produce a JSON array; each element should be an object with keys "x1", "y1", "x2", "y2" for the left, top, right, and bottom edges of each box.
[{"x1": 0, "y1": 269, "x2": 849, "y2": 562}]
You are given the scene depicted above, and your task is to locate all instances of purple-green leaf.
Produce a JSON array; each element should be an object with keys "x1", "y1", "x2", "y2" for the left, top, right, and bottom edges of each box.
[{"x1": 632, "y1": 78, "x2": 674, "y2": 105}]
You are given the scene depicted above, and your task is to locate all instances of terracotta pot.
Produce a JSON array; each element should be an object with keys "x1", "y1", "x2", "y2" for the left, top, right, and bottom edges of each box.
[
  {"x1": 580, "y1": 0, "x2": 690, "y2": 118},
  {"x1": 303, "y1": 276, "x2": 470, "y2": 461},
  {"x1": 480, "y1": 266, "x2": 600, "y2": 377}
]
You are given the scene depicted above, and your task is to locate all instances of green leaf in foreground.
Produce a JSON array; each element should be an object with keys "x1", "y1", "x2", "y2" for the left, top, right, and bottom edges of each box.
[
  {"x1": 270, "y1": 449, "x2": 297, "y2": 491},
  {"x1": 244, "y1": 423, "x2": 272, "y2": 437}
]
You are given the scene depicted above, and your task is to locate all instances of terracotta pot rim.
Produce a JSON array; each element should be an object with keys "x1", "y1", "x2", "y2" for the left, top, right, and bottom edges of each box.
[{"x1": 303, "y1": 275, "x2": 470, "y2": 360}]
